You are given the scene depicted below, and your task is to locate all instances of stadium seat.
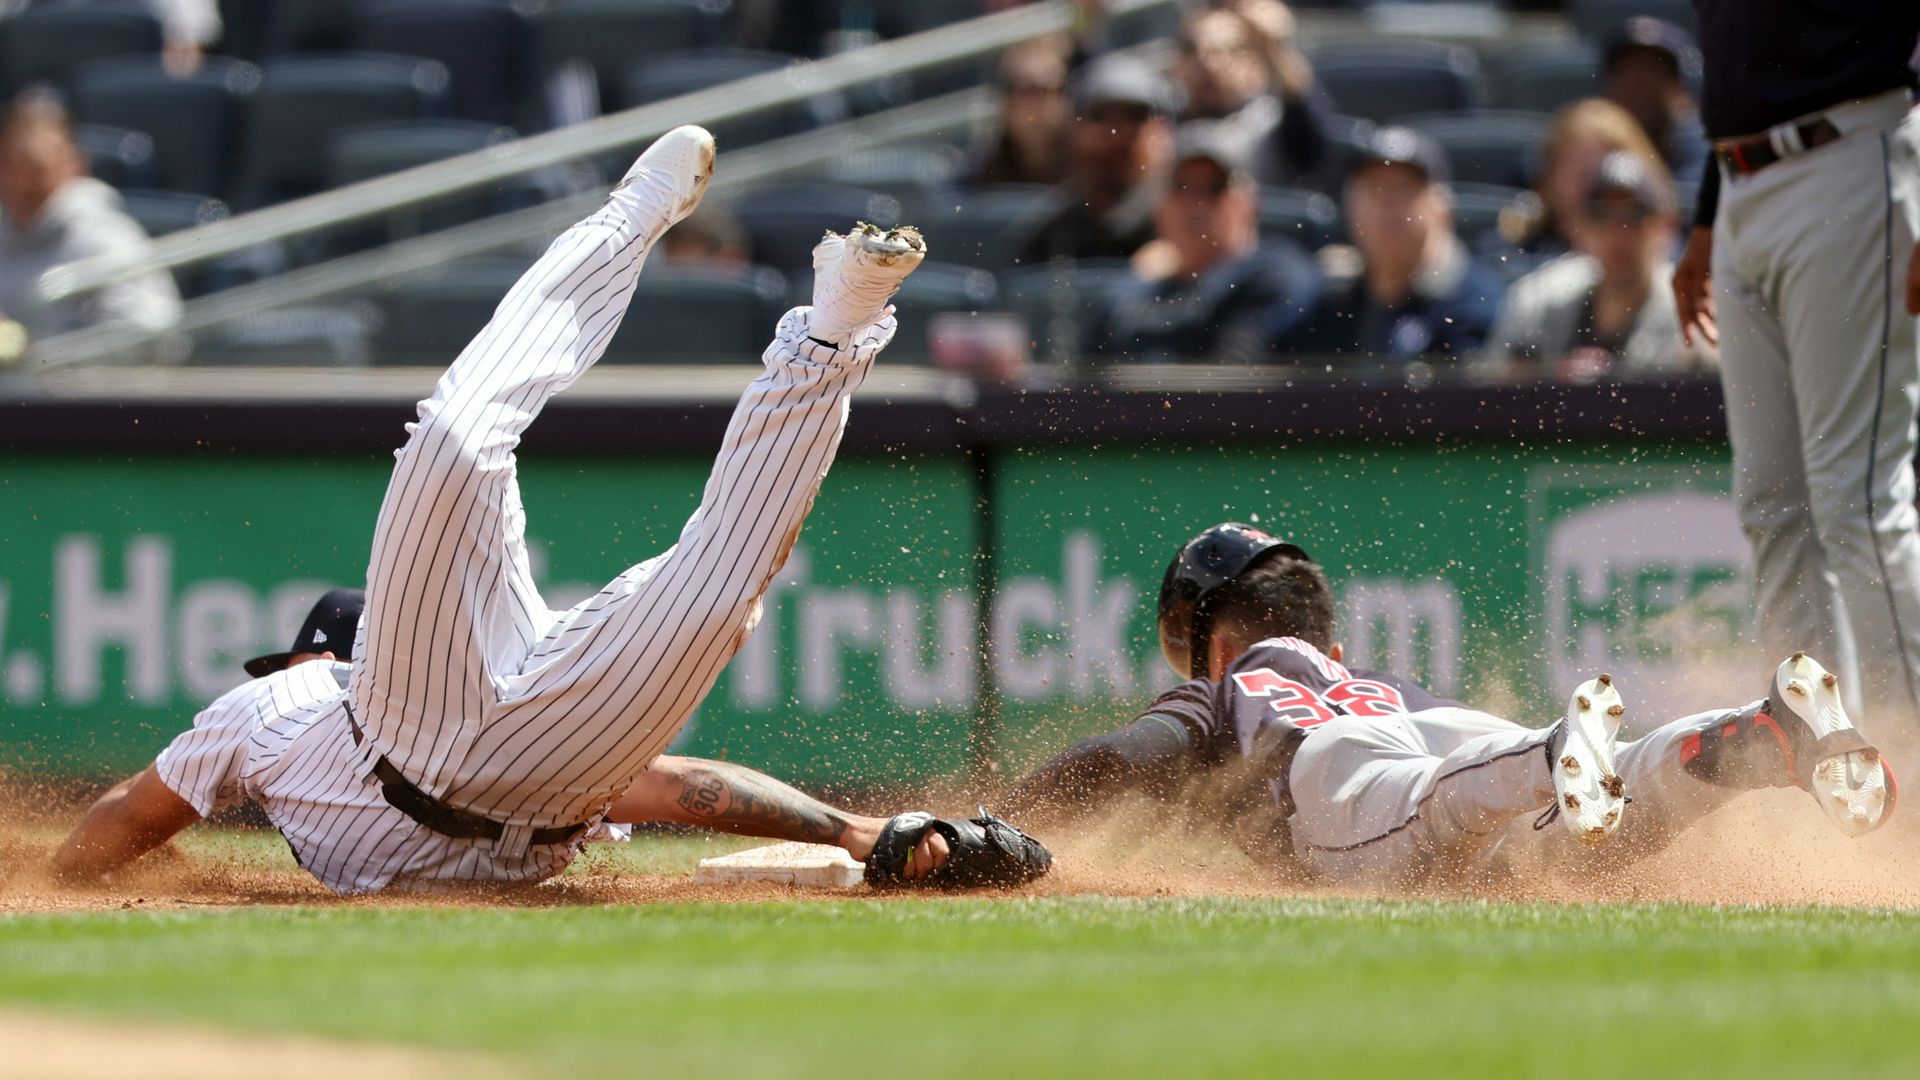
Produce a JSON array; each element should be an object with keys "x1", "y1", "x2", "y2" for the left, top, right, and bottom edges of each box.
[
  {"x1": 120, "y1": 189, "x2": 235, "y2": 297},
  {"x1": 534, "y1": 0, "x2": 732, "y2": 114},
  {"x1": 729, "y1": 184, "x2": 903, "y2": 274},
  {"x1": 908, "y1": 185, "x2": 1060, "y2": 271},
  {"x1": 259, "y1": 0, "x2": 359, "y2": 55},
  {"x1": 823, "y1": 146, "x2": 965, "y2": 205},
  {"x1": 1491, "y1": 44, "x2": 1602, "y2": 114},
  {"x1": 237, "y1": 53, "x2": 451, "y2": 208},
  {"x1": 71, "y1": 123, "x2": 157, "y2": 190},
  {"x1": 0, "y1": 2, "x2": 163, "y2": 98},
  {"x1": 192, "y1": 304, "x2": 378, "y2": 366},
  {"x1": 1258, "y1": 188, "x2": 1343, "y2": 251},
  {"x1": 352, "y1": 0, "x2": 535, "y2": 127},
  {"x1": 1306, "y1": 41, "x2": 1484, "y2": 125},
  {"x1": 999, "y1": 260, "x2": 1138, "y2": 363},
  {"x1": 1570, "y1": 0, "x2": 1697, "y2": 41},
  {"x1": 1447, "y1": 182, "x2": 1524, "y2": 250},
  {"x1": 875, "y1": 0, "x2": 985, "y2": 37},
  {"x1": 621, "y1": 49, "x2": 841, "y2": 147},
  {"x1": 602, "y1": 266, "x2": 792, "y2": 364},
  {"x1": 372, "y1": 259, "x2": 523, "y2": 365},
  {"x1": 1402, "y1": 111, "x2": 1549, "y2": 188},
  {"x1": 323, "y1": 120, "x2": 535, "y2": 249},
  {"x1": 71, "y1": 56, "x2": 260, "y2": 202}
]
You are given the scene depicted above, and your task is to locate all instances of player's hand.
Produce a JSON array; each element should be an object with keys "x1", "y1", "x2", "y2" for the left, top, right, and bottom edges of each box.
[
  {"x1": 1673, "y1": 225, "x2": 1717, "y2": 347},
  {"x1": 1906, "y1": 240, "x2": 1920, "y2": 316},
  {"x1": 902, "y1": 830, "x2": 950, "y2": 880}
]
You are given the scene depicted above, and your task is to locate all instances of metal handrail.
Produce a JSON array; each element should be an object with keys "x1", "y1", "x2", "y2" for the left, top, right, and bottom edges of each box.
[{"x1": 37, "y1": 0, "x2": 1171, "y2": 307}]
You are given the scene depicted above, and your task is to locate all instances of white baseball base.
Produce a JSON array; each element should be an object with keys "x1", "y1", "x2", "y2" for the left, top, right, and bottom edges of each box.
[{"x1": 694, "y1": 842, "x2": 867, "y2": 888}]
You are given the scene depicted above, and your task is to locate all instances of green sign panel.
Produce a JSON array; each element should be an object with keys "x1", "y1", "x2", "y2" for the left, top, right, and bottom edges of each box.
[{"x1": 2, "y1": 439, "x2": 1747, "y2": 787}]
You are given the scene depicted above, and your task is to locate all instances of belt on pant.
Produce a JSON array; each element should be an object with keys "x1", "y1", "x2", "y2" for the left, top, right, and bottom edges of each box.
[
  {"x1": 1714, "y1": 117, "x2": 1842, "y2": 177},
  {"x1": 344, "y1": 706, "x2": 588, "y2": 846}
]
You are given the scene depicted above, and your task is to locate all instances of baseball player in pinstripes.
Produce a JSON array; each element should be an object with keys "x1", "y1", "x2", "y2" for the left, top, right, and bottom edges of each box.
[{"x1": 50, "y1": 126, "x2": 1050, "y2": 894}]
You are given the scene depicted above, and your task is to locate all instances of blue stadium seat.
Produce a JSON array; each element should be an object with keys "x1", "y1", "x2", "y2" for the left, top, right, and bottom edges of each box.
[
  {"x1": 120, "y1": 189, "x2": 235, "y2": 297},
  {"x1": 729, "y1": 183, "x2": 904, "y2": 274},
  {"x1": 0, "y1": 2, "x2": 163, "y2": 98},
  {"x1": 602, "y1": 266, "x2": 793, "y2": 363},
  {"x1": 1000, "y1": 260, "x2": 1138, "y2": 363},
  {"x1": 72, "y1": 122, "x2": 157, "y2": 190},
  {"x1": 875, "y1": 0, "x2": 985, "y2": 37},
  {"x1": 353, "y1": 0, "x2": 535, "y2": 127},
  {"x1": 1571, "y1": 0, "x2": 1697, "y2": 41},
  {"x1": 193, "y1": 304, "x2": 378, "y2": 366},
  {"x1": 822, "y1": 146, "x2": 964, "y2": 204},
  {"x1": 71, "y1": 56, "x2": 260, "y2": 202},
  {"x1": 620, "y1": 49, "x2": 841, "y2": 146},
  {"x1": 1258, "y1": 188, "x2": 1343, "y2": 250},
  {"x1": 260, "y1": 0, "x2": 358, "y2": 55},
  {"x1": 1307, "y1": 41, "x2": 1484, "y2": 125},
  {"x1": 1447, "y1": 181, "x2": 1524, "y2": 250},
  {"x1": 534, "y1": 0, "x2": 732, "y2": 114},
  {"x1": 372, "y1": 259, "x2": 522, "y2": 365},
  {"x1": 323, "y1": 120, "x2": 537, "y2": 249},
  {"x1": 237, "y1": 53, "x2": 451, "y2": 208},
  {"x1": 908, "y1": 185, "x2": 1059, "y2": 271},
  {"x1": 1401, "y1": 111, "x2": 1549, "y2": 188},
  {"x1": 1491, "y1": 44, "x2": 1602, "y2": 114}
]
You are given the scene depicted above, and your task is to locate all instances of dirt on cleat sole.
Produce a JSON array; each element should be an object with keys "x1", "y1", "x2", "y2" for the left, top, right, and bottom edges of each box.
[{"x1": 1774, "y1": 654, "x2": 1890, "y2": 837}]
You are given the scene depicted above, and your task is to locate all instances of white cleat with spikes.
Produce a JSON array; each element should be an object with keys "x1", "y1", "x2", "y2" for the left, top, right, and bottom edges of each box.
[
  {"x1": 1550, "y1": 673, "x2": 1627, "y2": 846},
  {"x1": 806, "y1": 222, "x2": 926, "y2": 347},
  {"x1": 1772, "y1": 653, "x2": 1891, "y2": 837},
  {"x1": 613, "y1": 124, "x2": 716, "y2": 246}
]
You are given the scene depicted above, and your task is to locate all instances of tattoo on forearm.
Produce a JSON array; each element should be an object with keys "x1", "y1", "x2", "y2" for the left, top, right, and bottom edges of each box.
[{"x1": 674, "y1": 762, "x2": 848, "y2": 845}]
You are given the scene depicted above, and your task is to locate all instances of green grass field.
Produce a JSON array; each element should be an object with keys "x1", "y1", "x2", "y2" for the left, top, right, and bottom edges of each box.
[{"x1": 5, "y1": 887, "x2": 1919, "y2": 1078}]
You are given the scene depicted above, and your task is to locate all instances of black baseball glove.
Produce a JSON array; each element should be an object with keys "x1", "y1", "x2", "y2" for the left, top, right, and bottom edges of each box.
[{"x1": 864, "y1": 806, "x2": 1052, "y2": 889}]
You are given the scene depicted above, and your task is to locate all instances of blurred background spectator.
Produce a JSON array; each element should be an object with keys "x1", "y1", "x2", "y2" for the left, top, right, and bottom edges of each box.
[
  {"x1": 1172, "y1": 0, "x2": 1330, "y2": 190},
  {"x1": 659, "y1": 204, "x2": 754, "y2": 273},
  {"x1": 1498, "y1": 99, "x2": 1665, "y2": 263},
  {"x1": 1092, "y1": 121, "x2": 1318, "y2": 362},
  {"x1": 1483, "y1": 149, "x2": 1706, "y2": 375},
  {"x1": 0, "y1": 92, "x2": 180, "y2": 352},
  {"x1": 1013, "y1": 55, "x2": 1174, "y2": 266},
  {"x1": 1601, "y1": 17, "x2": 1707, "y2": 191},
  {"x1": 972, "y1": 36, "x2": 1074, "y2": 187},
  {"x1": 1293, "y1": 126, "x2": 1502, "y2": 360}
]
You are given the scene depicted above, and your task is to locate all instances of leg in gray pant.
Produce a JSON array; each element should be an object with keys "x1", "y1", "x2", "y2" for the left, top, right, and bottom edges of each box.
[{"x1": 1714, "y1": 94, "x2": 1920, "y2": 730}]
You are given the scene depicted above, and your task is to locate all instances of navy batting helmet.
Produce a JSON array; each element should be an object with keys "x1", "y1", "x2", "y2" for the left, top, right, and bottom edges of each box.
[{"x1": 1157, "y1": 523, "x2": 1312, "y2": 680}]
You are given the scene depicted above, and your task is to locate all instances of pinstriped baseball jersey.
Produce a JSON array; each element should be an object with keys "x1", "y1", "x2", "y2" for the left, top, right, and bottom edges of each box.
[{"x1": 152, "y1": 183, "x2": 894, "y2": 893}]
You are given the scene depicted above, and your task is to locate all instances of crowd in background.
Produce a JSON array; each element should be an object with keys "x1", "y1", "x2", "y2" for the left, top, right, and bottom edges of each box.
[{"x1": 0, "y1": 0, "x2": 1727, "y2": 378}]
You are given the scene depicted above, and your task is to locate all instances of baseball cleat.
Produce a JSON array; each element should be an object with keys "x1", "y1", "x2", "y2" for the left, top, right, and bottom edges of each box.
[
  {"x1": 1549, "y1": 673, "x2": 1627, "y2": 846},
  {"x1": 1770, "y1": 653, "x2": 1892, "y2": 836},
  {"x1": 806, "y1": 222, "x2": 926, "y2": 346},
  {"x1": 613, "y1": 124, "x2": 716, "y2": 244}
]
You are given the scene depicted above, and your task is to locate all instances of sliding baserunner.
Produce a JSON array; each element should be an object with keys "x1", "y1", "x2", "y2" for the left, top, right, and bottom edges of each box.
[{"x1": 1007, "y1": 523, "x2": 1893, "y2": 887}]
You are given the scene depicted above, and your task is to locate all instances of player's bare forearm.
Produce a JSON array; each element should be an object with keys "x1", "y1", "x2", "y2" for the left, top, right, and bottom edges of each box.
[
  {"x1": 615, "y1": 756, "x2": 855, "y2": 848},
  {"x1": 51, "y1": 765, "x2": 201, "y2": 884}
]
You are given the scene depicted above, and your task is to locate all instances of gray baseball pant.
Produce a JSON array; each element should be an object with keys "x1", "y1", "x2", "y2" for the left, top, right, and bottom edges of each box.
[{"x1": 1713, "y1": 89, "x2": 1920, "y2": 731}]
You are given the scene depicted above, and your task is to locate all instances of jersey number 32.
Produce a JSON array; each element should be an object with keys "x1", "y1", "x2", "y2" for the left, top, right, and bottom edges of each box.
[{"x1": 1230, "y1": 669, "x2": 1407, "y2": 727}]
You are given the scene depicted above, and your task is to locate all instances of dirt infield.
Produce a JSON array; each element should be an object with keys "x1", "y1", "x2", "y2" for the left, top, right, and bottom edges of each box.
[
  {"x1": 3, "y1": 784, "x2": 1917, "y2": 913},
  {"x1": 0, "y1": 1011, "x2": 520, "y2": 1079}
]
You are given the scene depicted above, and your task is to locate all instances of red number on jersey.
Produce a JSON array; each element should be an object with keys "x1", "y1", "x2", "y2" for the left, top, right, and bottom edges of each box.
[
  {"x1": 1230, "y1": 669, "x2": 1338, "y2": 727},
  {"x1": 1324, "y1": 679, "x2": 1407, "y2": 717}
]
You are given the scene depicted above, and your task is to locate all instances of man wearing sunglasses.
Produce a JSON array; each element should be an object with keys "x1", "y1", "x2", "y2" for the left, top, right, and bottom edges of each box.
[{"x1": 1483, "y1": 149, "x2": 1706, "y2": 373}]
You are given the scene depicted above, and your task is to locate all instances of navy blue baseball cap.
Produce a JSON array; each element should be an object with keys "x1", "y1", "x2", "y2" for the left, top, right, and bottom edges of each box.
[{"x1": 245, "y1": 587, "x2": 364, "y2": 677}]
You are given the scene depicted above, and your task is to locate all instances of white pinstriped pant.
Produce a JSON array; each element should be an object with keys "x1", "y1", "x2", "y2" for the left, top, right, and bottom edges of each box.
[{"x1": 338, "y1": 184, "x2": 893, "y2": 865}]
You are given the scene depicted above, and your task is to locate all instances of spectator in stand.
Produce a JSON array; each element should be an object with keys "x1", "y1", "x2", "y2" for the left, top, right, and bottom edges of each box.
[
  {"x1": 1603, "y1": 17, "x2": 1710, "y2": 191},
  {"x1": 1497, "y1": 99, "x2": 1665, "y2": 263},
  {"x1": 1482, "y1": 150, "x2": 1707, "y2": 375},
  {"x1": 1012, "y1": 55, "x2": 1174, "y2": 266},
  {"x1": 1172, "y1": 0, "x2": 1330, "y2": 189},
  {"x1": 1092, "y1": 122, "x2": 1319, "y2": 362},
  {"x1": 0, "y1": 93, "x2": 180, "y2": 360},
  {"x1": 1291, "y1": 126, "x2": 1503, "y2": 360},
  {"x1": 971, "y1": 37, "x2": 1075, "y2": 187}
]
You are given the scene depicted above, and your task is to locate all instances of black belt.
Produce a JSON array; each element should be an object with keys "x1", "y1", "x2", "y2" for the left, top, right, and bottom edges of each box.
[
  {"x1": 345, "y1": 707, "x2": 588, "y2": 847},
  {"x1": 1715, "y1": 117, "x2": 1842, "y2": 176}
]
